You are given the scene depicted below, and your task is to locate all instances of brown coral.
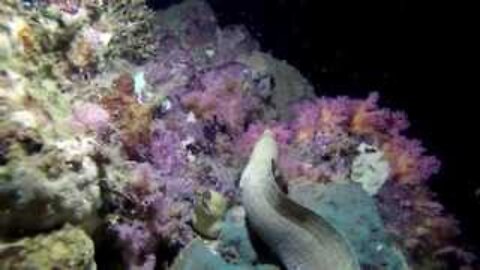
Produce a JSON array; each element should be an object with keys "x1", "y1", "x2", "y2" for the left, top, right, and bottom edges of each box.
[
  {"x1": 101, "y1": 73, "x2": 152, "y2": 159},
  {"x1": 68, "y1": 36, "x2": 96, "y2": 70}
]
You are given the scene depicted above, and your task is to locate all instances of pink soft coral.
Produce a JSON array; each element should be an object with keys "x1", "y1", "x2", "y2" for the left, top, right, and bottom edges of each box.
[
  {"x1": 71, "y1": 102, "x2": 111, "y2": 133},
  {"x1": 292, "y1": 96, "x2": 353, "y2": 143}
]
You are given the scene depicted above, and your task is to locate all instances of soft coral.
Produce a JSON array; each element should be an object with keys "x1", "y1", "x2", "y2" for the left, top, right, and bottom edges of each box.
[
  {"x1": 101, "y1": 73, "x2": 153, "y2": 159},
  {"x1": 382, "y1": 136, "x2": 441, "y2": 184},
  {"x1": 181, "y1": 63, "x2": 261, "y2": 134},
  {"x1": 289, "y1": 93, "x2": 439, "y2": 184}
]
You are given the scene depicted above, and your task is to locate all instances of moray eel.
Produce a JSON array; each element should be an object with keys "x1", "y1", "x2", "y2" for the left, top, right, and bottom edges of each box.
[{"x1": 240, "y1": 130, "x2": 360, "y2": 270}]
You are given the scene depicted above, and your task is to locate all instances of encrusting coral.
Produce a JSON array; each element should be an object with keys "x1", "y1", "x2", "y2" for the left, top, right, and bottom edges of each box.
[
  {"x1": 349, "y1": 143, "x2": 390, "y2": 195},
  {"x1": 0, "y1": 0, "x2": 476, "y2": 269},
  {"x1": 0, "y1": 224, "x2": 96, "y2": 270},
  {"x1": 0, "y1": 135, "x2": 101, "y2": 234}
]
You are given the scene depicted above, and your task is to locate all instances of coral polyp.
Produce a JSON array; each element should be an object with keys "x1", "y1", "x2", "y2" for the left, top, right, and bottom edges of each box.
[{"x1": 0, "y1": 0, "x2": 475, "y2": 269}]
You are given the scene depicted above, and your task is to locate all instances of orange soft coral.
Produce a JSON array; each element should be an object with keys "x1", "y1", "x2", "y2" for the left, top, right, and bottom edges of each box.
[
  {"x1": 290, "y1": 93, "x2": 439, "y2": 185},
  {"x1": 382, "y1": 137, "x2": 440, "y2": 184}
]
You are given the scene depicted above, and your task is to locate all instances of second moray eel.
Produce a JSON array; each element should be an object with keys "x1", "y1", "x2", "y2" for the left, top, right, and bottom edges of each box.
[{"x1": 240, "y1": 130, "x2": 360, "y2": 270}]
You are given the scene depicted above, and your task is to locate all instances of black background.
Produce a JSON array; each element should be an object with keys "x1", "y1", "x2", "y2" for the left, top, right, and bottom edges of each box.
[{"x1": 148, "y1": 0, "x2": 478, "y2": 250}]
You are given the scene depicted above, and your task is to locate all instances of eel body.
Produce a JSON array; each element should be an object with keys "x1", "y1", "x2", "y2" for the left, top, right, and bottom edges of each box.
[{"x1": 240, "y1": 130, "x2": 360, "y2": 270}]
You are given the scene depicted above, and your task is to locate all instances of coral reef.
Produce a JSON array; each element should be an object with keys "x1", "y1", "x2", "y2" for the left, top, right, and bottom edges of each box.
[
  {"x1": 101, "y1": 0, "x2": 157, "y2": 64},
  {"x1": 0, "y1": 224, "x2": 96, "y2": 270},
  {"x1": 0, "y1": 0, "x2": 475, "y2": 269},
  {"x1": 236, "y1": 93, "x2": 440, "y2": 186},
  {"x1": 377, "y1": 182, "x2": 475, "y2": 269},
  {"x1": 0, "y1": 132, "x2": 101, "y2": 234},
  {"x1": 170, "y1": 239, "x2": 279, "y2": 270}
]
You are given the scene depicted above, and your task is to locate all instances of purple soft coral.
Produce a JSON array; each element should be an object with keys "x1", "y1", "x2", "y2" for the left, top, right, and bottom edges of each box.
[
  {"x1": 149, "y1": 126, "x2": 187, "y2": 175},
  {"x1": 144, "y1": 49, "x2": 194, "y2": 89},
  {"x1": 181, "y1": 63, "x2": 261, "y2": 134},
  {"x1": 112, "y1": 220, "x2": 157, "y2": 270},
  {"x1": 110, "y1": 162, "x2": 195, "y2": 268}
]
